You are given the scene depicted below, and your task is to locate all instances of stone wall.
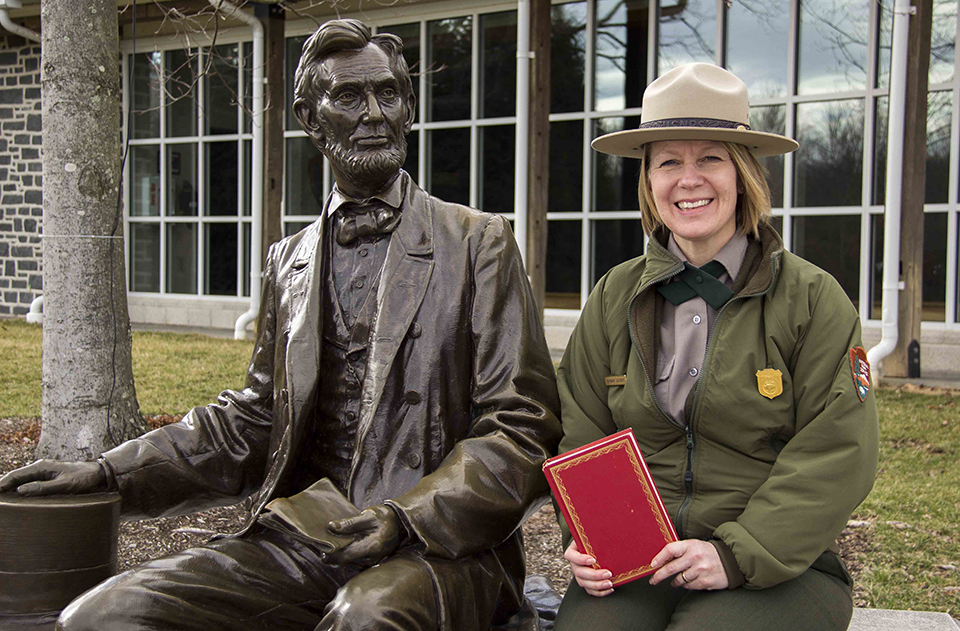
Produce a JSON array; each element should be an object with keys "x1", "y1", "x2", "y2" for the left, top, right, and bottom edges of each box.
[{"x1": 0, "y1": 35, "x2": 42, "y2": 317}]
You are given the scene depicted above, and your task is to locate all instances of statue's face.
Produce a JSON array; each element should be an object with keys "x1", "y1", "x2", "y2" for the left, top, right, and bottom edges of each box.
[{"x1": 314, "y1": 44, "x2": 413, "y2": 193}]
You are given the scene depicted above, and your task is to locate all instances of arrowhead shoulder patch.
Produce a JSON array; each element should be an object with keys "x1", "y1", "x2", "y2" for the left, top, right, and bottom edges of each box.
[{"x1": 849, "y1": 346, "x2": 871, "y2": 402}]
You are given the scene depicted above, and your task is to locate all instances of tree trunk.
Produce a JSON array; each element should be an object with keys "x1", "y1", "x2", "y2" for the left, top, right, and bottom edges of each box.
[{"x1": 37, "y1": 0, "x2": 146, "y2": 460}]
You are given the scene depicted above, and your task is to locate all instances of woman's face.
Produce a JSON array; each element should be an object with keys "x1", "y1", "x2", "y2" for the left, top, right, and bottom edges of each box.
[{"x1": 647, "y1": 140, "x2": 740, "y2": 259}]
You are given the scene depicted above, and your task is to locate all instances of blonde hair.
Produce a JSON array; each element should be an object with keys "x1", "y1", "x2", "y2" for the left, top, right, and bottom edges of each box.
[{"x1": 637, "y1": 141, "x2": 772, "y2": 239}]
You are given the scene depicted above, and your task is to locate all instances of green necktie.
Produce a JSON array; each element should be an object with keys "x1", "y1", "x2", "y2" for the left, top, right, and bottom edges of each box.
[{"x1": 657, "y1": 261, "x2": 734, "y2": 310}]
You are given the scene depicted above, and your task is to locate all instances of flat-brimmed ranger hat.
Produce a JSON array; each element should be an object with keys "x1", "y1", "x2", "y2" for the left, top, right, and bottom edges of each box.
[{"x1": 591, "y1": 63, "x2": 799, "y2": 158}]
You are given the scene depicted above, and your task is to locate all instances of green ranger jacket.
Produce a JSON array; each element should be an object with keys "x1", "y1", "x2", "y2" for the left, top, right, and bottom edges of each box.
[{"x1": 557, "y1": 223, "x2": 879, "y2": 589}]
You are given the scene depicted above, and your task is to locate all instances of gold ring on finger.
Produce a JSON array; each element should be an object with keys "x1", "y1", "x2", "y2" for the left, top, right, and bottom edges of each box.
[{"x1": 681, "y1": 571, "x2": 689, "y2": 583}]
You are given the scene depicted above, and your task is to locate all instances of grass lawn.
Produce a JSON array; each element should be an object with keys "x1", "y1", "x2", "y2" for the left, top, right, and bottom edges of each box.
[{"x1": 0, "y1": 318, "x2": 957, "y2": 615}]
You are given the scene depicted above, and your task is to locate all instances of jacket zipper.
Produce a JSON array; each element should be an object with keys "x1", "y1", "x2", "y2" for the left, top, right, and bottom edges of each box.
[
  {"x1": 626, "y1": 265, "x2": 688, "y2": 533},
  {"x1": 675, "y1": 252, "x2": 782, "y2": 536}
]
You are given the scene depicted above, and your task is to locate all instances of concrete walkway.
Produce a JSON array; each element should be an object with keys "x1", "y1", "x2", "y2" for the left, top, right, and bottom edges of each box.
[{"x1": 850, "y1": 608, "x2": 959, "y2": 630}]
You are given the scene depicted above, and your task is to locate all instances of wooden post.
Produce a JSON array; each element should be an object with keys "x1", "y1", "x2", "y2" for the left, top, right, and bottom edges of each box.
[
  {"x1": 526, "y1": 0, "x2": 551, "y2": 316},
  {"x1": 255, "y1": 2, "x2": 285, "y2": 262},
  {"x1": 885, "y1": 0, "x2": 932, "y2": 378}
]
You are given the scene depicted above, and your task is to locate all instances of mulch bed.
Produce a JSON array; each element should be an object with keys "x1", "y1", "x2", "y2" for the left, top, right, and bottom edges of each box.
[{"x1": 1, "y1": 416, "x2": 873, "y2": 603}]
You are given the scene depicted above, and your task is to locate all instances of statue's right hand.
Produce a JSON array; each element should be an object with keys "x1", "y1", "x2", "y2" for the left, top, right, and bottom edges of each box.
[{"x1": 0, "y1": 460, "x2": 106, "y2": 496}]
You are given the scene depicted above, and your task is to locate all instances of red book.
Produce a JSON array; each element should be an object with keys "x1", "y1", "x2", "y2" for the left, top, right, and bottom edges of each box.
[{"x1": 543, "y1": 428, "x2": 678, "y2": 586}]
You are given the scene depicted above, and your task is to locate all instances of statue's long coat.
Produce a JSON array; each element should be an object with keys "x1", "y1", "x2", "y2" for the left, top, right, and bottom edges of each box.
[{"x1": 100, "y1": 175, "x2": 562, "y2": 620}]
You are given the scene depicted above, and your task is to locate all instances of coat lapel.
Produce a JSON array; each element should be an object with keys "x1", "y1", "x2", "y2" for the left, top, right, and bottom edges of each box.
[
  {"x1": 284, "y1": 216, "x2": 326, "y2": 436},
  {"x1": 355, "y1": 178, "x2": 435, "y2": 459}
]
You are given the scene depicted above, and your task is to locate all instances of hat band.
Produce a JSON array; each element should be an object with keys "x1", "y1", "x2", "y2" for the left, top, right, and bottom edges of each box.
[{"x1": 638, "y1": 117, "x2": 751, "y2": 131}]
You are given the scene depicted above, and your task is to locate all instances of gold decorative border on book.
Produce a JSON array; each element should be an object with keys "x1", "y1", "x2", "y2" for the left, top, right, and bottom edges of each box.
[{"x1": 549, "y1": 436, "x2": 673, "y2": 583}]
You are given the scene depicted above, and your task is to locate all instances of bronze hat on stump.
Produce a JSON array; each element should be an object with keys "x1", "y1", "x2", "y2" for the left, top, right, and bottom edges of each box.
[{"x1": 0, "y1": 493, "x2": 121, "y2": 631}]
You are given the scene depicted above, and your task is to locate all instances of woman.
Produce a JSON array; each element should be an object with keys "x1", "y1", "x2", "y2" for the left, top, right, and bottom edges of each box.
[{"x1": 554, "y1": 63, "x2": 879, "y2": 631}]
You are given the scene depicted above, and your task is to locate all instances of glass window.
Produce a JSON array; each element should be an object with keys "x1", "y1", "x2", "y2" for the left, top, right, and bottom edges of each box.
[
  {"x1": 428, "y1": 17, "x2": 472, "y2": 122},
  {"x1": 166, "y1": 49, "x2": 198, "y2": 137},
  {"x1": 130, "y1": 52, "x2": 160, "y2": 139},
  {"x1": 871, "y1": 213, "x2": 949, "y2": 321},
  {"x1": 593, "y1": 117, "x2": 641, "y2": 211},
  {"x1": 926, "y1": 90, "x2": 952, "y2": 203},
  {"x1": 130, "y1": 145, "x2": 160, "y2": 217},
  {"x1": 285, "y1": 136, "x2": 325, "y2": 216},
  {"x1": 923, "y1": 213, "x2": 948, "y2": 321},
  {"x1": 206, "y1": 142, "x2": 238, "y2": 216},
  {"x1": 379, "y1": 23, "x2": 421, "y2": 103},
  {"x1": 792, "y1": 215, "x2": 861, "y2": 305},
  {"x1": 593, "y1": 219, "x2": 644, "y2": 285},
  {"x1": 769, "y1": 215, "x2": 784, "y2": 236},
  {"x1": 167, "y1": 143, "x2": 198, "y2": 216},
  {"x1": 551, "y1": 2, "x2": 587, "y2": 114},
  {"x1": 428, "y1": 128, "x2": 471, "y2": 206},
  {"x1": 242, "y1": 223, "x2": 251, "y2": 297},
  {"x1": 205, "y1": 224, "x2": 238, "y2": 296},
  {"x1": 550, "y1": 120, "x2": 584, "y2": 211},
  {"x1": 931, "y1": 0, "x2": 957, "y2": 85},
  {"x1": 873, "y1": 96, "x2": 889, "y2": 205},
  {"x1": 286, "y1": 35, "x2": 310, "y2": 131},
  {"x1": 243, "y1": 139, "x2": 252, "y2": 216},
  {"x1": 285, "y1": 221, "x2": 313, "y2": 237},
  {"x1": 750, "y1": 105, "x2": 786, "y2": 207},
  {"x1": 797, "y1": 0, "x2": 869, "y2": 95},
  {"x1": 658, "y1": 0, "x2": 717, "y2": 75},
  {"x1": 243, "y1": 42, "x2": 253, "y2": 134},
  {"x1": 876, "y1": 0, "x2": 894, "y2": 89},
  {"x1": 480, "y1": 11, "x2": 517, "y2": 119},
  {"x1": 129, "y1": 224, "x2": 160, "y2": 293},
  {"x1": 166, "y1": 223, "x2": 197, "y2": 294},
  {"x1": 546, "y1": 220, "x2": 582, "y2": 309},
  {"x1": 595, "y1": 0, "x2": 648, "y2": 111},
  {"x1": 403, "y1": 130, "x2": 419, "y2": 180},
  {"x1": 480, "y1": 125, "x2": 515, "y2": 212},
  {"x1": 724, "y1": 1, "x2": 789, "y2": 97},
  {"x1": 205, "y1": 44, "x2": 239, "y2": 136},
  {"x1": 794, "y1": 100, "x2": 864, "y2": 207},
  {"x1": 869, "y1": 213, "x2": 883, "y2": 320}
]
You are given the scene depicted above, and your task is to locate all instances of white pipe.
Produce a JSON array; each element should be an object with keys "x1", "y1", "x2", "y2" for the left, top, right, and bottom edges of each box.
[
  {"x1": 26, "y1": 294, "x2": 43, "y2": 323},
  {"x1": 209, "y1": 0, "x2": 263, "y2": 340},
  {"x1": 0, "y1": 8, "x2": 40, "y2": 44},
  {"x1": 514, "y1": 0, "x2": 531, "y2": 266},
  {"x1": 867, "y1": 0, "x2": 914, "y2": 371}
]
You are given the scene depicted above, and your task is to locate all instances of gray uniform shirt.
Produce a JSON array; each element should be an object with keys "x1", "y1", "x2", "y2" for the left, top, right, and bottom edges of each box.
[{"x1": 654, "y1": 233, "x2": 747, "y2": 426}]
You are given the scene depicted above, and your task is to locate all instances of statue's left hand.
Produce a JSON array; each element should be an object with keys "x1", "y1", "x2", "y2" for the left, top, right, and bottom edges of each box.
[
  {"x1": 323, "y1": 504, "x2": 401, "y2": 568},
  {"x1": 0, "y1": 460, "x2": 106, "y2": 496}
]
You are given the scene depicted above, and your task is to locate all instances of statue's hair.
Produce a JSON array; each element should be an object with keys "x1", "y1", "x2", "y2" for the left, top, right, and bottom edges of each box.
[{"x1": 293, "y1": 19, "x2": 414, "y2": 106}]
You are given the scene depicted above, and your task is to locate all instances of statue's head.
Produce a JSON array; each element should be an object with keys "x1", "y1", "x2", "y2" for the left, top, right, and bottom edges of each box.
[{"x1": 292, "y1": 19, "x2": 416, "y2": 195}]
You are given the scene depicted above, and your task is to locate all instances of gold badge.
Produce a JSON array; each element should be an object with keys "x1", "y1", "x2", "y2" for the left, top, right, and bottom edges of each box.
[
  {"x1": 756, "y1": 369, "x2": 783, "y2": 399},
  {"x1": 604, "y1": 375, "x2": 627, "y2": 387}
]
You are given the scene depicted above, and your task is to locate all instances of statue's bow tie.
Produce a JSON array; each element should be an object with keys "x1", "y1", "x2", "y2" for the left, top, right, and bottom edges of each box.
[{"x1": 334, "y1": 201, "x2": 401, "y2": 246}]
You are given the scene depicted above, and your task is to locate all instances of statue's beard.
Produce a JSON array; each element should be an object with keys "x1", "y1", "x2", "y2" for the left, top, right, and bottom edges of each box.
[{"x1": 323, "y1": 134, "x2": 407, "y2": 190}]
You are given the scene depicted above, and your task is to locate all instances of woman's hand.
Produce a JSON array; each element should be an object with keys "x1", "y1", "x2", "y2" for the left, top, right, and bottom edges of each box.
[
  {"x1": 564, "y1": 540, "x2": 615, "y2": 597},
  {"x1": 648, "y1": 539, "x2": 729, "y2": 590}
]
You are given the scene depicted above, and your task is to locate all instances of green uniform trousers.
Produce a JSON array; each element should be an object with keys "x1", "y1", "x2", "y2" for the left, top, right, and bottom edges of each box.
[{"x1": 554, "y1": 553, "x2": 853, "y2": 631}]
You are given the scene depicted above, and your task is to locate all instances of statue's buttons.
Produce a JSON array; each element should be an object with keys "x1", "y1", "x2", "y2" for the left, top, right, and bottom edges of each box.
[
  {"x1": 346, "y1": 381, "x2": 358, "y2": 391},
  {"x1": 407, "y1": 453, "x2": 422, "y2": 468},
  {"x1": 346, "y1": 411, "x2": 356, "y2": 421},
  {"x1": 409, "y1": 323, "x2": 422, "y2": 338},
  {"x1": 404, "y1": 390, "x2": 421, "y2": 405}
]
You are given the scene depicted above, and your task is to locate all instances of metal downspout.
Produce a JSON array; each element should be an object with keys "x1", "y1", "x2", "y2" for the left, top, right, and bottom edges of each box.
[
  {"x1": 867, "y1": 0, "x2": 914, "y2": 370},
  {"x1": 514, "y1": 0, "x2": 531, "y2": 266},
  {"x1": 0, "y1": 2, "x2": 40, "y2": 44},
  {"x1": 208, "y1": 0, "x2": 264, "y2": 340}
]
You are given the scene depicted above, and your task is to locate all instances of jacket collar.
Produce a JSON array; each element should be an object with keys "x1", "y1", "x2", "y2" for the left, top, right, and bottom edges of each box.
[{"x1": 628, "y1": 222, "x2": 783, "y2": 388}]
